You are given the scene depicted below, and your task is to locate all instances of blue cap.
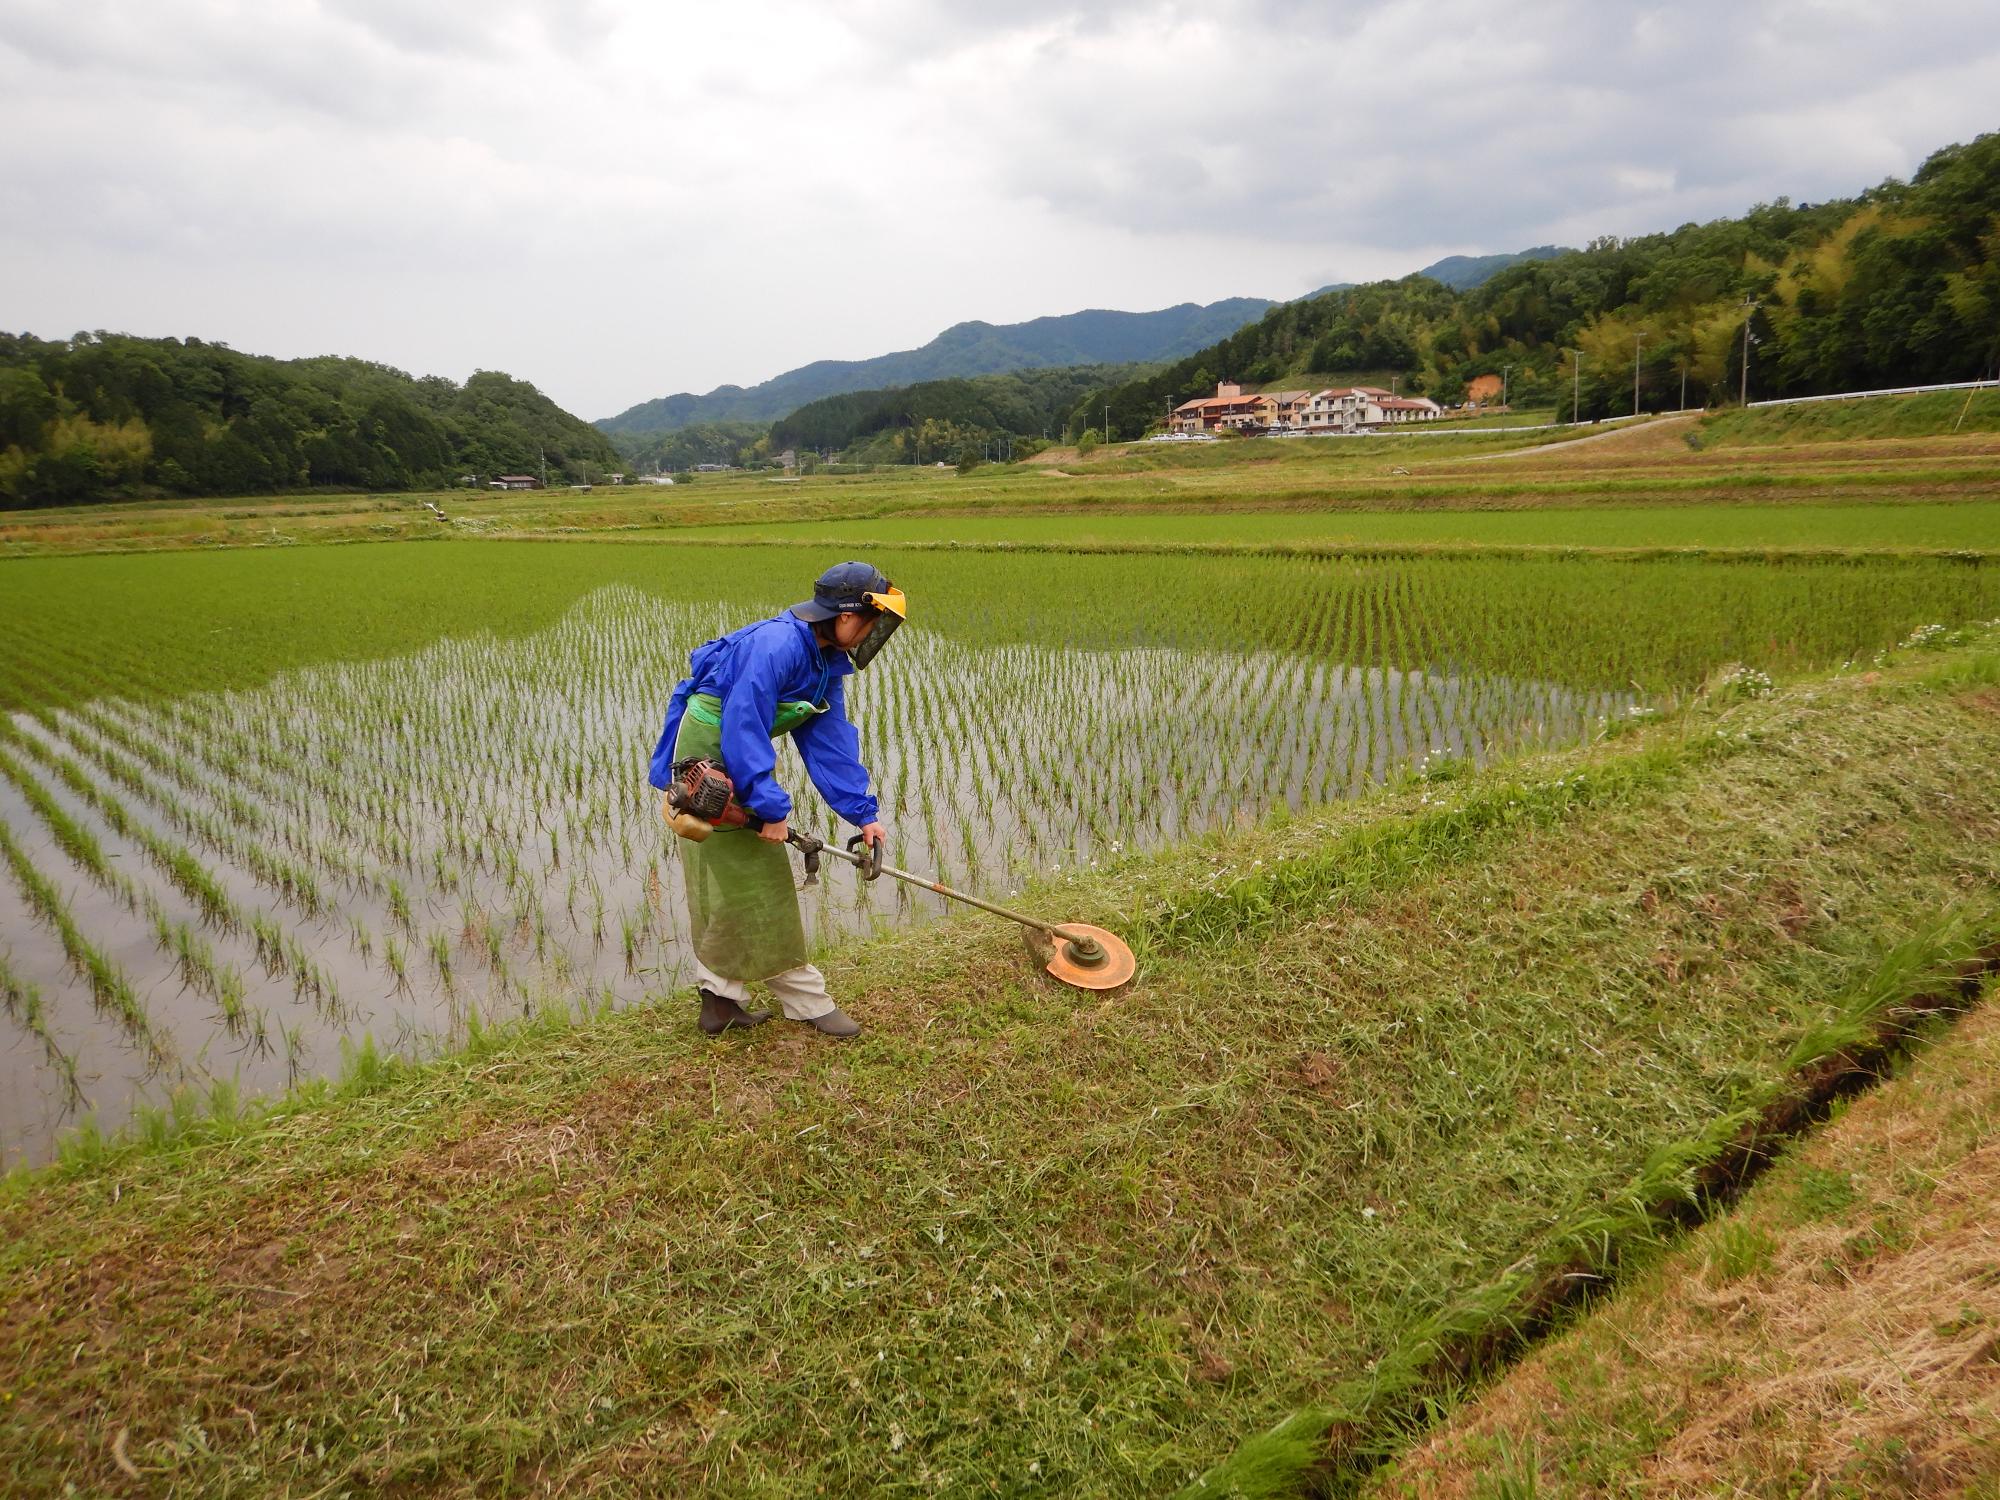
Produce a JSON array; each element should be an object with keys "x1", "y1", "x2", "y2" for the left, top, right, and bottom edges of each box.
[{"x1": 791, "y1": 561, "x2": 891, "y2": 623}]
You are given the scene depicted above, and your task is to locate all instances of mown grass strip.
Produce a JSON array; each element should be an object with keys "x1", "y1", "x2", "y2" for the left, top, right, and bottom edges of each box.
[
  {"x1": 1177, "y1": 907, "x2": 2000, "y2": 1499},
  {"x1": 1131, "y1": 734, "x2": 1733, "y2": 956}
]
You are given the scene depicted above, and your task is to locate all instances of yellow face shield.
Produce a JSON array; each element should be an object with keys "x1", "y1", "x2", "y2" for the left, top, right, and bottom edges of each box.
[
  {"x1": 862, "y1": 587, "x2": 907, "y2": 619},
  {"x1": 852, "y1": 586, "x2": 907, "y2": 669}
]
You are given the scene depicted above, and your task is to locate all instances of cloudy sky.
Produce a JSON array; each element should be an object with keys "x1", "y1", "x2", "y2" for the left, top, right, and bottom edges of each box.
[{"x1": 3, "y1": 1, "x2": 1996, "y2": 419}]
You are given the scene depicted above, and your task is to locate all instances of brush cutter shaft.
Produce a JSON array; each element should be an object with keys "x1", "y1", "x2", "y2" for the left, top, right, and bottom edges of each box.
[{"x1": 787, "y1": 831, "x2": 1089, "y2": 943}]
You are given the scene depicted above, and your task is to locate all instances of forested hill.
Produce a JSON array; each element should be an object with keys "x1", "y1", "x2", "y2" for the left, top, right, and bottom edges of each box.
[
  {"x1": 1081, "y1": 134, "x2": 2000, "y2": 440},
  {"x1": 594, "y1": 298, "x2": 1274, "y2": 436},
  {"x1": 772, "y1": 364, "x2": 1136, "y2": 465},
  {"x1": 0, "y1": 333, "x2": 623, "y2": 508}
]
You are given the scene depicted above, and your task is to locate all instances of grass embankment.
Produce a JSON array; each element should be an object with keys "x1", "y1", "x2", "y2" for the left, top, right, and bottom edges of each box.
[
  {"x1": 3, "y1": 635, "x2": 1999, "y2": 1495},
  {"x1": 1366, "y1": 975, "x2": 2000, "y2": 1498},
  {"x1": 1702, "y1": 388, "x2": 2000, "y2": 446}
]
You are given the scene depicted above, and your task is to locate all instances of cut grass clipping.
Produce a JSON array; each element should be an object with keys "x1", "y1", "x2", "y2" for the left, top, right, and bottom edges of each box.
[{"x1": 1177, "y1": 909, "x2": 2000, "y2": 1499}]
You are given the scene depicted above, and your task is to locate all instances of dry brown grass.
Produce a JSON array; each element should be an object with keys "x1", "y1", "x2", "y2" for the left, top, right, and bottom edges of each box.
[{"x1": 1370, "y1": 991, "x2": 2000, "y2": 1499}]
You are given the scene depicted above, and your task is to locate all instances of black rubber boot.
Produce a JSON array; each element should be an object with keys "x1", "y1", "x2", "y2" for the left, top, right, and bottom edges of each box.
[{"x1": 698, "y1": 987, "x2": 772, "y2": 1036}]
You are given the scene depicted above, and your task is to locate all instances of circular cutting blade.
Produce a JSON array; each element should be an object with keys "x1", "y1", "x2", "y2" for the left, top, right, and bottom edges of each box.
[{"x1": 1044, "y1": 924, "x2": 1136, "y2": 991}]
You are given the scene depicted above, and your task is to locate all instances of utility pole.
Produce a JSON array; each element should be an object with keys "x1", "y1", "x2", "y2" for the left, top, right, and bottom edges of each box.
[
  {"x1": 1565, "y1": 349, "x2": 1581, "y2": 424},
  {"x1": 1740, "y1": 298, "x2": 1759, "y2": 406},
  {"x1": 1104, "y1": 404, "x2": 1112, "y2": 443},
  {"x1": 1679, "y1": 360, "x2": 1688, "y2": 412},
  {"x1": 1633, "y1": 332, "x2": 1646, "y2": 417},
  {"x1": 1501, "y1": 364, "x2": 1512, "y2": 408}
]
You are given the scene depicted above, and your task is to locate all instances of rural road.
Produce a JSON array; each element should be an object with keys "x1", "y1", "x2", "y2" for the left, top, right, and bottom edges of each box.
[{"x1": 1454, "y1": 412, "x2": 1696, "y2": 461}]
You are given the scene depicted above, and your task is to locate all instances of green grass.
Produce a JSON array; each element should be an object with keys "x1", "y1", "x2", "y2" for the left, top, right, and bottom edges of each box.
[
  {"x1": 3, "y1": 542, "x2": 1997, "y2": 720},
  {"x1": 2, "y1": 637, "x2": 1997, "y2": 1495},
  {"x1": 1702, "y1": 388, "x2": 2000, "y2": 445},
  {"x1": 649, "y1": 500, "x2": 2000, "y2": 553}
]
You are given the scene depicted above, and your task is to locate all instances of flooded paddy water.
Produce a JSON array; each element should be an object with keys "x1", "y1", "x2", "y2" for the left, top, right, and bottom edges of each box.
[
  {"x1": 0, "y1": 586, "x2": 1631, "y2": 1166},
  {"x1": 3, "y1": 543, "x2": 1997, "y2": 1168}
]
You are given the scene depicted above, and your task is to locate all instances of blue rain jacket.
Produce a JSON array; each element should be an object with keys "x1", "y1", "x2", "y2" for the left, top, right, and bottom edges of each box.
[{"x1": 648, "y1": 611, "x2": 879, "y2": 828}]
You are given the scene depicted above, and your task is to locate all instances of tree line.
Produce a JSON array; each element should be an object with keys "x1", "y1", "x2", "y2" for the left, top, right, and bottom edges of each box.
[
  {"x1": 0, "y1": 333, "x2": 625, "y2": 508},
  {"x1": 1076, "y1": 131, "x2": 2000, "y2": 439}
]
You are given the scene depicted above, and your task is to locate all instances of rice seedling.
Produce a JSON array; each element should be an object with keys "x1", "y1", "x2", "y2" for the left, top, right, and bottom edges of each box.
[
  {"x1": 0, "y1": 815, "x2": 162, "y2": 1064},
  {"x1": 1, "y1": 946, "x2": 81, "y2": 1109},
  {"x1": 384, "y1": 935, "x2": 410, "y2": 994}
]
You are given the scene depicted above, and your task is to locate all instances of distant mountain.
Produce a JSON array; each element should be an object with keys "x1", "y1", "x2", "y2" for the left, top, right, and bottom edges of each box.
[
  {"x1": 1415, "y1": 246, "x2": 1571, "y2": 290},
  {"x1": 1301, "y1": 246, "x2": 1572, "y2": 301},
  {"x1": 597, "y1": 299, "x2": 1274, "y2": 435}
]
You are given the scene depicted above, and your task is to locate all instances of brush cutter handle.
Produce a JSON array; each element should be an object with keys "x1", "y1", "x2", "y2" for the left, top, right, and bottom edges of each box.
[{"x1": 845, "y1": 831, "x2": 884, "y2": 880}]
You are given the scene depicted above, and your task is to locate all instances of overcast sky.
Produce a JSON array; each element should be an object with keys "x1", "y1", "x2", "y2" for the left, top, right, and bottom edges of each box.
[{"x1": 3, "y1": 1, "x2": 1997, "y2": 419}]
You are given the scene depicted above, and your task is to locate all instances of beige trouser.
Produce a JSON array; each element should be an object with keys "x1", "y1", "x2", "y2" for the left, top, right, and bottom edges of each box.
[{"x1": 693, "y1": 958, "x2": 836, "y2": 1021}]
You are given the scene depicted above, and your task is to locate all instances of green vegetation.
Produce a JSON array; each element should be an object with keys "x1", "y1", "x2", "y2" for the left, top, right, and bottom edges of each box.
[
  {"x1": 609, "y1": 419, "x2": 773, "y2": 475},
  {"x1": 1366, "y1": 978, "x2": 2000, "y2": 1498},
  {"x1": 0, "y1": 331, "x2": 623, "y2": 507},
  {"x1": 4, "y1": 542, "x2": 1996, "y2": 718},
  {"x1": 1701, "y1": 386, "x2": 2000, "y2": 444},
  {"x1": 1, "y1": 632, "x2": 1996, "y2": 1494},
  {"x1": 1, "y1": 393, "x2": 1997, "y2": 1491},
  {"x1": 770, "y1": 363, "x2": 1135, "y2": 464},
  {"x1": 1081, "y1": 131, "x2": 2000, "y2": 435},
  {"x1": 657, "y1": 499, "x2": 2000, "y2": 554}
]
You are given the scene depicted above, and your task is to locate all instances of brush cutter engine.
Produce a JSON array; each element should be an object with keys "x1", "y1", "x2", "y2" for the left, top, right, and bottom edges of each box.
[
  {"x1": 663, "y1": 758, "x2": 756, "y2": 840},
  {"x1": 663, "y1": 758, "x2": 827, "y2": 883}
]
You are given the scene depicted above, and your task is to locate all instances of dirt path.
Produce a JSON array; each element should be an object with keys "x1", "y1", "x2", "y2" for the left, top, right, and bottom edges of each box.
[{"x1": 1452, "y1": 412, "x2": 1697, "y2": 461}]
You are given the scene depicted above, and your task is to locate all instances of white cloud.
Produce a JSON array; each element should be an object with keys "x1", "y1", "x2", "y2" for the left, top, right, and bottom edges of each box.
[{"x1": 1, "y1": 0, "x2": 1995, "y2": 418}]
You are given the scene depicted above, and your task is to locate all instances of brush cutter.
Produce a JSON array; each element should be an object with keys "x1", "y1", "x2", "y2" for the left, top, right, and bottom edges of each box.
[{"x1": 664, "y1": 758, "x2": 1135, "y2": 991}]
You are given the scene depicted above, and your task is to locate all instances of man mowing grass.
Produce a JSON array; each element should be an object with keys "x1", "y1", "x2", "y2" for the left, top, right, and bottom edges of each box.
[{"x1": 648, "y1": 562, "x2": 905, "y2": 1040}]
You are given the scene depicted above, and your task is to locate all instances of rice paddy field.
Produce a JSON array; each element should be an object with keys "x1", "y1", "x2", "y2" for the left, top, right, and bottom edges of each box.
[
  {"x1": 3, "y1": 538, "x2": 1997, "y2": 1171},
  {"x1": 644, "y1": 499, "x2": 2000, "y2": 553},
  {"x1": 3, "y1": 404, "x2": 2000, "y2": 1495}
]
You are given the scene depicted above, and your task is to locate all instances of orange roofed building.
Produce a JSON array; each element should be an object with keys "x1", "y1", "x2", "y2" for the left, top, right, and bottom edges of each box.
[{"x1": 1172, "y1": 381, "x2": 1439, "y2": 435}]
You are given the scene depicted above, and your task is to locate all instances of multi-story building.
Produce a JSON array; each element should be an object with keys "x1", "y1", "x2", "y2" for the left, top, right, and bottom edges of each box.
[{"x1": 1174, "y1": 381, "x2": 1442, "y2": 435}]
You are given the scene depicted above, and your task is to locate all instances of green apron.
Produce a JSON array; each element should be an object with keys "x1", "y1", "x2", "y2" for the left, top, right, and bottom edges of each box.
[{"x1": 673, "y1": 692, "x2": 825, "y2": 982}]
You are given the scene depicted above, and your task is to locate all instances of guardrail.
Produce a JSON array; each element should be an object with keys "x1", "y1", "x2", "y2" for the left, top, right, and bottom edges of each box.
[{"x1": 1749, "y1": 378, "x2": 1998, "y2": 409}]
